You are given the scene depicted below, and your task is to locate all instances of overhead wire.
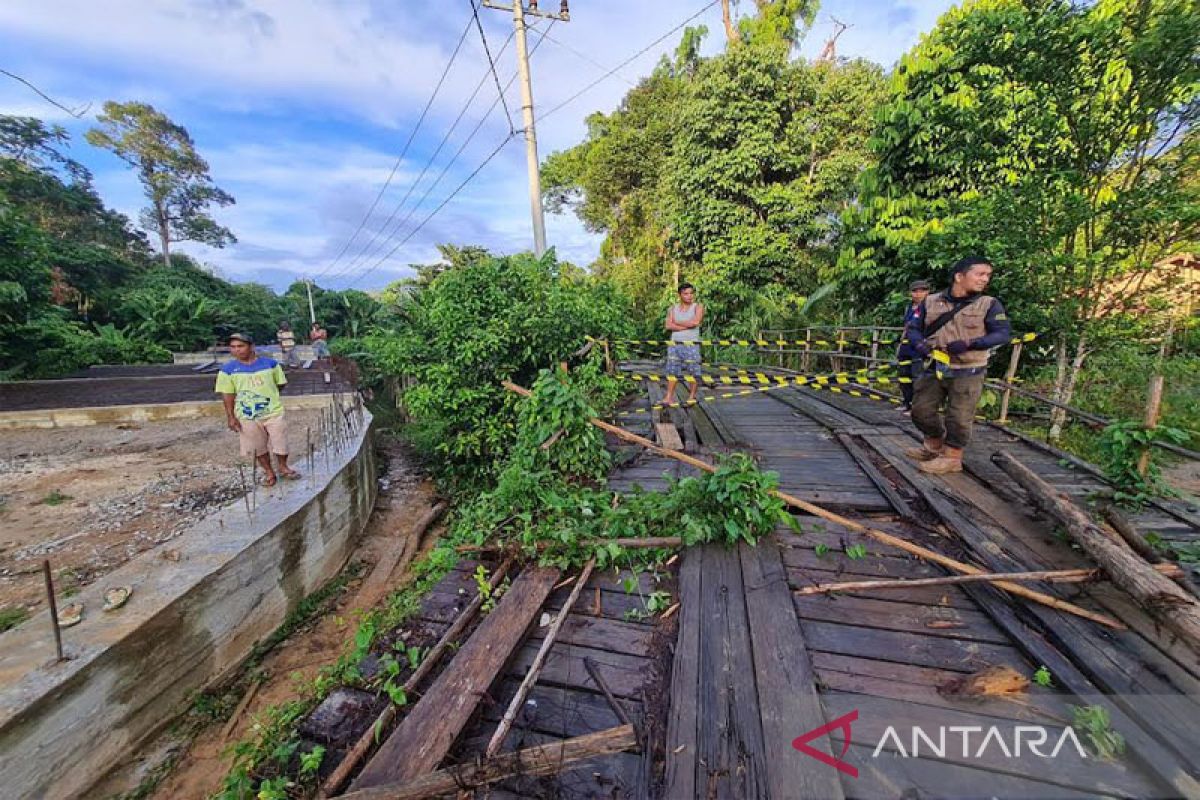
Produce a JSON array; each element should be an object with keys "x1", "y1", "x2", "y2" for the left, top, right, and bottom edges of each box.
[
  {"x1": 535, "y1": 28, "x2": 637, "y2": 87},
  {"x1": 537, "y1": 0, "x2": 720, "y2": 123},
  {"x1": 328, "y1": 27, "x2": 518, "y2": 281},
  {"x1": 312, "y1": 14, "x2": 475, "y2": 282},
  {"x1": 469, "y1": 0, "x2": 517, "y2": 133}
]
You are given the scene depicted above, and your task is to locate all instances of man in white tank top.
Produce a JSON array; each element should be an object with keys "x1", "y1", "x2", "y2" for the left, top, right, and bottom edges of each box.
[{"x1": 663, "y1": 283, "x2": 705, "y2": 407}]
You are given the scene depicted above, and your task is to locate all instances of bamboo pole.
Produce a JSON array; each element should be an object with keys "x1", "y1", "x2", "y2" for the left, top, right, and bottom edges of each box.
[
  {"x1": 794, "y1": 564, "x2": 1185, "y2": 596},
  {"x1": 503, "y1": 381, "x2": 1124, "y2": 629},
  {"x1": 997, "y1": 341, "x2": 1023, "y2": 424},
  {"x1": 320, "y1": 558, "x2": 517, "y2": 797},
  {"x1": 485, "y1": 558, "x2": 596, "y2": 758}
]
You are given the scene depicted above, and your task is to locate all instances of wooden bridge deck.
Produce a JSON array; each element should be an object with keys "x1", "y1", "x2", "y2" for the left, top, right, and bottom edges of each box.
[{"x1": 346, "y1": 371, "x2": 1200, "y2": 799}]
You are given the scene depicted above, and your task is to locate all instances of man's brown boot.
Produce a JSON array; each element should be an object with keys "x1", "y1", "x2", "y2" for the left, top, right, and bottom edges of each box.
[
  {"x1": 919, "y1": 447, "x2": 964, "y2": 474},
  {"x1": 905, "y1": 439, "x2": 943, "y2": 461}
]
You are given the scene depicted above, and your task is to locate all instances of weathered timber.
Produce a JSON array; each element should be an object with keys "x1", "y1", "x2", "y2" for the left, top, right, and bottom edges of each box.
[
  {"x1": 349, "y1": 566, "x2": 561, "y2": 791},
  {"x1": 356, "y1": 501, "x2": 447, "y2": 608},
  {"x1": 739, "y1": 536, "x2": 845, "y2": 799},
  {"x1": 995, "y1": 451, "x2": 1200, "y2": 657},
  {"x1": 486, "y1": 559, "x2": 595, "y2": 757},
  {"x1": 863, "y1": 435, "x2": 1200, "y2": 798},
  {"x1": 337, "y1": 725, "x2": 637, "y2": 800},
  {"x1": 503, "y1": 380, "x2": 1122, "y2": 628},
  {"x1": 663, "y1": 546, "x2": 701, "y2": 799},
  {"x1": 654, "y1": 421, "x2": 684, "y2": 451},
  {"x1": 1103, "y1": 504, "x2": 1164, "y2": 564},
  {"x1": 795, "y1": 565, "x2": 1185, "y2": 596}
]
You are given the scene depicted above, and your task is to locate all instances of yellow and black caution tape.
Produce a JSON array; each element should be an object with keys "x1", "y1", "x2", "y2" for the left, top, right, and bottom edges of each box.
[
  {"x1": 592, "y1": 331, "x2": 1037, "y2": 350},
  {"x1": 613, "y1": 374, "x2": 909, "y2": 417},
  {"x1": 619, "y1": 369, "x2": 913, "y2": 388}
]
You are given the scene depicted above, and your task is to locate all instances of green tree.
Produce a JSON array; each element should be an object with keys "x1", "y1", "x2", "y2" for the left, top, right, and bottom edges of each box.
[
  {"x1": 840, "y1": 0, "x2": 1200, "y2": 437},
  {"x1": 86, "y1": 101, "x2": 235, "y2": 267}
]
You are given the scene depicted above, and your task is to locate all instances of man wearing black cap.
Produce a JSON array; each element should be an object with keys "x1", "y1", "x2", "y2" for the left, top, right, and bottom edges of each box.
[
  {"x1": 906, "y1": 257, "x2": 1011, "y2": 474},
  {"x1": 215, "y1": 333, "x2": 300, "y2": 486},
  {"x1": 897, "y1": 279, "x2": 931, "y2": 414}
]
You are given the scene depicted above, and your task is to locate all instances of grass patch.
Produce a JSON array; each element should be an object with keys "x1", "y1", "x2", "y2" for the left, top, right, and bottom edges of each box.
[
  {"x1": 0, "y1": 606, "x2": 29, "y2": 632},
  {"x1": 39, "y1": 490, "x2": 73, "y2": 507}
]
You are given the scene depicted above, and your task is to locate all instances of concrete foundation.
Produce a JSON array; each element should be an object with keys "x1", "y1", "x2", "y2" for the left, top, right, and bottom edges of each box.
[{"x1": 0, "y1": 411, "x2": 377, "y2": 800}]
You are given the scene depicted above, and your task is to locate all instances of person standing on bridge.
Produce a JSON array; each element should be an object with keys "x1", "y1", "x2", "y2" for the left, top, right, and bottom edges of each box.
[
  {"x1": 897, "y1": 279, "x2": 931, "y2": 415},
  {"x1": 906, "y1": 257, "x2": 1011, "y2": 475},
  {"x1": 662, "y1": 283, "x2": 705, "y2": 408},
  {"x1": 216, "y1": 333, "x2": 301, "y2": 487}
]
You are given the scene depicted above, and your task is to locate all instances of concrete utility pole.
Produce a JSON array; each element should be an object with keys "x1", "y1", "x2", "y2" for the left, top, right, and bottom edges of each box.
[
  {"x1": 482, "y1": 0, "x2": 570, "y2": 257},
  {"x1": 304, "y1": 278, "x2": 316, "y2": 324}
]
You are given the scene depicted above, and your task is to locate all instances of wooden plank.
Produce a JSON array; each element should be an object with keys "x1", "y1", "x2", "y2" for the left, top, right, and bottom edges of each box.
[
  {"x1": 506, "y1": 640, "x2": 651, "y2": 699},
  {"x1": 800, "y1": 619, "x2": 1027, "y2": 675},
  {"x1": 480, "y1": 679, "x2": 624, "y2": 738},
  {"x1": 461, "y1": 727, "x2": 645, "y2": 799},
  {"x1": 793, "y1": 594, "x2": 1010, "y2": 645},
  {"x1": 350, "y1": 566, "x2": 561, "y2": 790},
  {"x1": 739, "y1": 538, "x2": 845, "y2": 800},
  {"x1": 781, "y1": 543, "x2": 948, "y2": 579},
  {"x1": 786, "y1": 566, "x2": 979, "y2": 610},
  {"x1": 525, "y1": 612, "x2": 657, "y2": 656},
  {"x1": 655, "y1": 421, "x2": 685, "y2": 451},
  {"x1": 696, "y1": 543, "x2": 769, "y2": 797},
  {"x1": 663, "y1": 547, "x2": 701, "y2": 800}
]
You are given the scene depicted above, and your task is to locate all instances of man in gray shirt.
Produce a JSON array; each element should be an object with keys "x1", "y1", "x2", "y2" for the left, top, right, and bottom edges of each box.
[{"x1": 663, "y1": 283, "x2": 705, "y2": 407}]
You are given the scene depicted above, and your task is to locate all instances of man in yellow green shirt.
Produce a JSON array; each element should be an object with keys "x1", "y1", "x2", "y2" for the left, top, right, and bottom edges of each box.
[{"x1": 215, "y1": 333, "x2": 300, "y2": 486}]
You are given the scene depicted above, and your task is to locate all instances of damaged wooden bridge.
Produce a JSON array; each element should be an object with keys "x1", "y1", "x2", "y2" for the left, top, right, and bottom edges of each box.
[{"x1": 320, "y1": 364, "x2": 1200, "y2": 800}]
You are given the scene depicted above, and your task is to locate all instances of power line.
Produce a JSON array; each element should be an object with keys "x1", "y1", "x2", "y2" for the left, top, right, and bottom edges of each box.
[
  {"x1": 345, "y1": 133, "x2": 519, "y2": 288},
  {"x1": 0, "y1": 69, "x2": 90, "y2": 118},
  {"x1": 536, "y1": 29, "x2": 636, "y2": 87},
  {"x1": 313, "y1": 15, "x2": 475, "y2": 281},
  {"x1": 336, "y1": 23, "x2": 555, "y2": 287},
  {"x1": 470, "y1": 0, "x2": 516, "y2": 133},
  {"x1": 537, "y1": 0, "x2": 719, "y2": 123},
  {"x1": 330, "y1": 28, "x2": 518, "y2": 280}
]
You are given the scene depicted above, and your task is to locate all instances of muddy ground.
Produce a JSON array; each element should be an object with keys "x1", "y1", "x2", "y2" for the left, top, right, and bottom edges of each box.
[
  {"x1": 90, "y1": 436, "x2": 441, "y2": 800},
  {"x1": 0, "y1": 409, "x2": 325, "y2": 619}
]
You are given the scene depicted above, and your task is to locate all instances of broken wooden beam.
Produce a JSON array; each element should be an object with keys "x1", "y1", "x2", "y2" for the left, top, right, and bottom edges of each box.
[
  {"x1": 348, "y1": 565, "x2": 561, "y2": 791},
  {"x1": 794, "y1": 564, "x2": 1186, "y2": 596},
  {"x1": 485, "y1": 559, "x2": 595, "y2": 757},
  {"x1": 994, "y1": 451, "x2": 1200, "y2": 655},
  {"x1": 321, "y1": 557, "x2": 516, "y2": 796},
  {"x1": 337, "y1": 724, "x2": 637, "y2": 800},
  {"x1": 502, "y1": 381, "x2": 1123, "y2": 629}
]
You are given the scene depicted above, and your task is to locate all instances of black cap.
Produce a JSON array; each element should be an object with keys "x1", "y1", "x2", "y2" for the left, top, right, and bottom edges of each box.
[
  {"x1": 229, "y1": 332, "x2": 254, "y2": 345},
  {"x1": 909, "y1": 279, "x2": 931, "y2": 291}
]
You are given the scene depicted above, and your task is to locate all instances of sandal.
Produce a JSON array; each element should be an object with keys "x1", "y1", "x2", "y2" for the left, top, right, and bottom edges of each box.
[
  {"x1": 260, "y1": 474, "x2": 278, "y2": 487},
  {"x1": 279, "y1": 470, "x2": 302, "y2": 480}
]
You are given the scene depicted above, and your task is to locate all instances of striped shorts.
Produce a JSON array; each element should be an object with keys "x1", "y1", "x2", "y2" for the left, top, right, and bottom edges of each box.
[{"x1": 665, "y1": 344, "x2": 702, "y2": 378}]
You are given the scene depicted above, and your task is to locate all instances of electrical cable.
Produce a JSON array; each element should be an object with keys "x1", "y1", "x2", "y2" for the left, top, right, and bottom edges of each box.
[{"x1": 313, "y1": 14, "x2": 475, "y2": 281}]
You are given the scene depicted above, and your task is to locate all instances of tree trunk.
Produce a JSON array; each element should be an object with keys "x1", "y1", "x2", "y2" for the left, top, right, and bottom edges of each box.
[
  {"x1": 1048, "y1": 333, "x2": 1087, "y2": 440},
  {"x1": 994, "y1": 452, "x2": 1200, "y2": 657},
  {"x1": 721, "y1": 0, "x2": 741, "y2": 42},
  {"x1": 156, "y1": 206, "x2": 172, "y2": 268}
]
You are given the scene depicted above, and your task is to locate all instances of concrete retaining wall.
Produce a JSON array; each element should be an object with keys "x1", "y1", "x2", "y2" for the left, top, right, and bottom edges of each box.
[
  {"x1": 0, "y1": 394, "x2": 338, "y2": 430},
  {"x1": 0, "y1": 411, "x2": 377, "y2": 799}
]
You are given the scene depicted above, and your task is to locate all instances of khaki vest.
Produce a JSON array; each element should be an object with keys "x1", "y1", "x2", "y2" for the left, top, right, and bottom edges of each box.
[{"x1": 923, "y1": 291, "x2": 996, "y2": 368}]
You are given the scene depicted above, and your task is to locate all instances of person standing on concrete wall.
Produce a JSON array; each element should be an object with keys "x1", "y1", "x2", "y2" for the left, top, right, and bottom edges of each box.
[
  {"x1": 276, "y1": 321, "x2": 299, "y2": 367},
  {"x1": 216, "y1": 333, "x2": 300, "y2": 486},
  {"x1": 905, "y1": 257, "x2": 1011, "y2": 475}
]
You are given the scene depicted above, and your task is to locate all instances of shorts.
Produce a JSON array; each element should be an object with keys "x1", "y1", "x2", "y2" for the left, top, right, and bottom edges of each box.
[
  {"x1": 239, "y1": 414, "x2": 289, "y2": 457},
  {"x1": 666, "y1": 343, "x2": 702, "y2": 378}
]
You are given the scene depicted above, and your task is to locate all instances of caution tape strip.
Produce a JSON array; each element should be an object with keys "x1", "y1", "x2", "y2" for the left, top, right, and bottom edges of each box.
[
  {"x1": 592, "y1": 332, "x2": 1037, "y2": 349},
  {"x1": 620, "y1": 371, "x2": 914, "y2": 387},
  {"x1": 613, "y1": 375, "x2": 910, "y2": 417}
]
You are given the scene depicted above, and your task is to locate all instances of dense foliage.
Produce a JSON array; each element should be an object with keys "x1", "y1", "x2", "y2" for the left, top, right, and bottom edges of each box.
[
  {"x1": 542, "y1": 20, "x2": 885, "y2": 332},
  {"x1": 0, "y1": 113, "x2": 382, "y2": 378},
  {"x1": 345, "y1": 249, "x2": 633, "y2": 486}
]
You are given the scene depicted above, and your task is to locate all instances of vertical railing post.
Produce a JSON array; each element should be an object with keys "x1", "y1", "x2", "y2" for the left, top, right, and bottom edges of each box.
[{"x1": 998, "y1": 341, "x2": 1024, "y2": 424}]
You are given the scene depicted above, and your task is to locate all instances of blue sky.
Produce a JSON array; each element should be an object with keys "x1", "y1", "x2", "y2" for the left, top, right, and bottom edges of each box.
[{"x1": 0, "y1": 0, "x2": 957, "y2": 292}]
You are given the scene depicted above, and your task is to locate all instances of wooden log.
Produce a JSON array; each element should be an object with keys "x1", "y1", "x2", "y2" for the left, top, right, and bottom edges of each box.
[
  {"x1": 1102, "y1": 505, "x2": 1163, "y2": 563},
  {"x1": 1137, "y1": 375, "x2": 1166, "y2": 477},
  {"x1": 794, "y1": 564, "x2": 1186, "y2": 596},
  {"x1": 485, "y1": 559, "x2": 595, "y2": 757},
  {"x1": 997, "y1": 341, "x2": 1023, "y2": 424},
  {"x1": 994, "y1": 451, "x2": 1200, "y2": 656},
  {"x1": 337, "y1": 725, "x2": 637, "y2": 800},
  {"x1": 349, "y1": 565, "x2": 561, "y2": 791},
  {"x1": 503, "y1": 381, "x2": 1123, "y2": 629},
  {"x1": 321, "y1": 558, "x2": 516, "y2": 796}
]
